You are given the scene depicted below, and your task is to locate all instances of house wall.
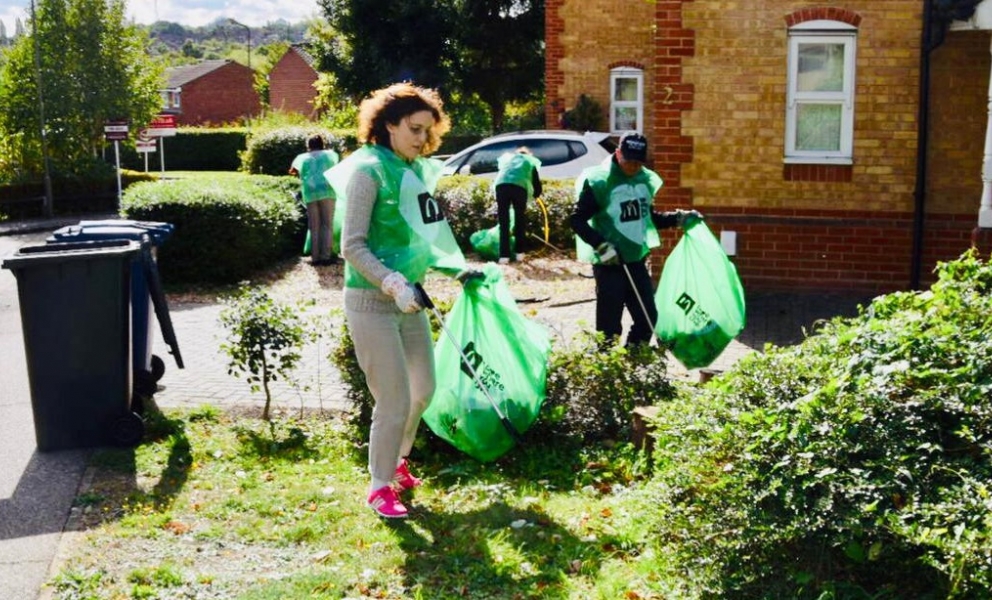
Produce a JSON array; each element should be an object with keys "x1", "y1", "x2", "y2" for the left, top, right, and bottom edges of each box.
[
  {"x1": 923, "y1": 29, "x2": 992, "y2": 274},
  {"x1": 269, "y1": 50, "x2": 319, "y2": 116},
  {"x1": 546, "y1": 0, "x2": 992, "y2": 292},
  {"x1": 544, "y1": 0, "x2": 656, "y2": 133},
  {"x1": 177, "y1": 62, "x2": 260, "y2": 126}
]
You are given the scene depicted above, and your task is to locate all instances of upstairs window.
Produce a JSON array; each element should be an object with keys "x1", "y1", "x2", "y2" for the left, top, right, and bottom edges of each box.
[
  {"x1": 610, "y1": 67, "x2": 643, "y2": 133},
  {"x1": 160, "y1": 89, "x2": 181, "y2": 110},
  {"x1": 785, "y1": 21, "x2": 856, "y2": 164}
]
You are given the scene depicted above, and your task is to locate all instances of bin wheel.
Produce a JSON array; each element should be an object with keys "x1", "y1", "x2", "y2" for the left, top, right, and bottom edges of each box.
[
  {"x1": 134, "y1": 370, "x2": 157, "y2": 398},
  {"x1": 111, "y1": 412, "x2": 145, "y2": 448},
  {"x1": 151, "y1": 355, "x2": 166, "y2": 382}
]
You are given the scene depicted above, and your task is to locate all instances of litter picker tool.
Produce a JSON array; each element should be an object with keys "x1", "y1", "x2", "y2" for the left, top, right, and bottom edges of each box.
[
  {"x1": 622, "y1": 262, "x2": 665, "y2": 348},
  {"x1": 414, "y1": 283, "x2": 524, "y2": 444}
]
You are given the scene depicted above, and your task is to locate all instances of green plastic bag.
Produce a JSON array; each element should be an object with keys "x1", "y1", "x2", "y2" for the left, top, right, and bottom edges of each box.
[
  {"x1": 469, "y1": 215, "x2": 514, "y2": 260},
  {"x1": 422, "y1": 265, "x2": 550, "y2": 462},
  {"x1": 654, "y1": 221, "x2": 745, "y2": 369}
]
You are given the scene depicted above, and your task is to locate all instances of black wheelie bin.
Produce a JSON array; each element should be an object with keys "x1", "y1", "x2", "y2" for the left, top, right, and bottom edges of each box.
[
  {"x1": 1, "y1": 239, "x2": 145, "y2": 451},
  {"x1": 48, "y1": 220, "x2": 184, "y2": 403}
]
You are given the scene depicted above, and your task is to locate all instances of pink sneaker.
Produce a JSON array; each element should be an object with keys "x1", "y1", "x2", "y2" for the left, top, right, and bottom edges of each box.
[
  {"x1": 367, "y1": 486, "x2": 408, "y2": 519},
  {"x1": 393, "y1": 459, "x2": 422, "y2": 491}
]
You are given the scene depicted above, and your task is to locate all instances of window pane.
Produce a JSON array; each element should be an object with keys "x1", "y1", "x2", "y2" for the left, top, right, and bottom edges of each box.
[
  {"x1": 614, "y1": 107, "x2": 638, "y2": 131},
  {"x1": 614, "y1": 77, "x2": 638, "y2": 102},
  {"x1": 527, "y1": 140, "x2": 572, "y2": 166},
  {"x1": 796, "y1": 103, "x2": 841, "y2": 151},
  {"x1": 797, "y1": 43, "x2": 845, "y2": 92},
  {"x1": 464, "y1": 141, "x2": 518, "y2": 174}
]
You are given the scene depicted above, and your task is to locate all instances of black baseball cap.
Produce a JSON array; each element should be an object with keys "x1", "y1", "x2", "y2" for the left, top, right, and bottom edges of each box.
[{"x1": 618, "y1": 131, "x2": 648, "y2": 162}]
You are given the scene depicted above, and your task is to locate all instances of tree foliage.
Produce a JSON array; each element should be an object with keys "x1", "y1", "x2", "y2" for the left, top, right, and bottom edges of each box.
[
  {"x1": 315, "y1": 0, "x2": 457, "y2": 95},
  {"x1": 314, "y1": 0, "x2": 544, "y2": 132},
  {"x1": 0, "y1": 0, "x2": 163, "y2": 179},
  {"x1": 451, "y1": 0, "x2": 544, "y2": 131}
]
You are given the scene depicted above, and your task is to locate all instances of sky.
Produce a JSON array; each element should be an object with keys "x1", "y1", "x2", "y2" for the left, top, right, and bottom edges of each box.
[{"x1": 0, "y1": 0, "x2": 321, "y2": 37}]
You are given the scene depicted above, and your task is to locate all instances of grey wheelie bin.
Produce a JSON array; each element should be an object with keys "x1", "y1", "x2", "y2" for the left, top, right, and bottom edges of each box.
[
  {"x1": 1, "y1": 239, "x2": 145, "y2": 451},
  {"x1": 48, "y1": 220, "x2": 184, "y2": 403}
]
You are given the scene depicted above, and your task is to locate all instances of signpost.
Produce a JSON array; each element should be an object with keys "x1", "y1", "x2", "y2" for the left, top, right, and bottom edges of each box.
[
  {"x1": 136, "y1": 134, "x2": 157, "y2": 172},
  {"x1": 144, "y1": 113, "x2": 177, "y2": 173},
  {"x1": 104, "y1": 120, "x2": 129, "y2": 206}
]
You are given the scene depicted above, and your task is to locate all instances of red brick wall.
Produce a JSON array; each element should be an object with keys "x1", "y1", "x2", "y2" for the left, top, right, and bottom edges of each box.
[
  {"x1": 178, "y1": 62, "x2": 260, "y2": 126},
  {"x1": 269, "y1": 50, "x2": 319, "y2": 116},
  {"x1": 547, "y1": 0, "x2": 991, "y2": 292}
]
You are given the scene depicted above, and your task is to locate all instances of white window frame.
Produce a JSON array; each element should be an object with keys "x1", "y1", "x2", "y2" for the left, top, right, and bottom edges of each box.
[
  {"x1": 785, "y1": 20, "x2": 856, "y2": 164},
  {"x1": 609, "y1": 67, "x2": 643, "y2": 134}
]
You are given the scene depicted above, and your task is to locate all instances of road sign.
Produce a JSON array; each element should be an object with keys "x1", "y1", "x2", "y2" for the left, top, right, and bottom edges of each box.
[
  {"x1": 145, "y1": 114, "x2": 177, "y2": 137},
  {"x1": 136, "y1": 137, "x2": 157, "y2": 153},
  {"x1": 104, "y1": 121, "x2": 129, "y2": 141}
]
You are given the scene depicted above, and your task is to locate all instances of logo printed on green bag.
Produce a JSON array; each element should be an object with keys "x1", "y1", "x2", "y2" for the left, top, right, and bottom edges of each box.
[
  {"x1": 460, "y1": 341, "x2": 506, "y2": 395},
  {"x1": 676, "y1": 292, "x2": 715, "y2": 329},
  {"x1": 675, "y1": 292, "x2": 696, "y2": 315}
]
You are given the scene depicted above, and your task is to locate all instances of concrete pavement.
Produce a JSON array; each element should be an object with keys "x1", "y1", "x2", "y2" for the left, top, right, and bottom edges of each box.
[{"x1": 0, "y1": 214, "x2": 876, "y2": 600}]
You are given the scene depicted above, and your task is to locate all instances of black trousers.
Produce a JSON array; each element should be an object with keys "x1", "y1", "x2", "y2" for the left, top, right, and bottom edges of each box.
[
  {"x1": 495, "y1": 183, "x2": 527, "y2": 259},
  {"x1": 593, "y1": 259, "x2": 658, "y2": 346}
]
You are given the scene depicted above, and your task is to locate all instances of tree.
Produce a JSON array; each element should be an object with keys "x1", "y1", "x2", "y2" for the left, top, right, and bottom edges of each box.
[
  {"x1": 451, "y1": 0, "x2": 544, "y2": 131},
  {"x1": 0, "y1": 0, "x2": 163, "y2": 179},
  {"x1": 315, "y1": 0, "x2": 458, "y2": 97},
  {"x1": 313, "y1": 0, "x2": 544, "y2": 132}
]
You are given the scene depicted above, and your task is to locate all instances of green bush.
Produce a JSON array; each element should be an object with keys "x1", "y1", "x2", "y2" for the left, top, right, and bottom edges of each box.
[
  {"x1": 240, "y1": 126, "x2": 346, "y2": 175},
  {"x1": 436, "y1": 176, "x2": 577, "y2": 255},
  {"x1": 642, "y1": 250, "x2": 992, "y2": 598},
  {"x1": 120, "y1": 129, "x2": 248, "y2": 172},
  {"x1": 120, "y1": 174, "x2": 304, "y2": 285},
  {"x1": 535, "y1": 332, "x2": 676, "y2": 444},
  {"x1": 329, "y1": 319, "x2": 675, "y2": 449}
]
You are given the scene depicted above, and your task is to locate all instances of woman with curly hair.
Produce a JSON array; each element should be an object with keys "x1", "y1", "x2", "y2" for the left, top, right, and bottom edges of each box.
[{"x1": 327, "y1": 82, "x2": 479, "y2": 518}]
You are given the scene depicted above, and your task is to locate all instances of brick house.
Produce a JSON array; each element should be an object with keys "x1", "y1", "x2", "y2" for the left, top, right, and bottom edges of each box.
[
  {"x1": 162, "y1": 60, "x2": 261, "y2": 126},
  {"x1": 268, "y1": 45, "x2": 320, "y2": 117},
  {"x1": 545, "y1": 0, "x2": 992, "y2": 293}
]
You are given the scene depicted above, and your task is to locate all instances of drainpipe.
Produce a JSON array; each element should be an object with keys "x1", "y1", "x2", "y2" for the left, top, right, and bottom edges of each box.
[{"x1": 911, "y1": 0, "x2": 937, "y2": 290}]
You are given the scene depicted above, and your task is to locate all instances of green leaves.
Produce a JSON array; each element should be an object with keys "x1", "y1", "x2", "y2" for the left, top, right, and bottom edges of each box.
[
  {"x1": 219, "y1": 285, "x2": 315, "y2": 421},
  {"x1": 644, "y1": 251, "x2": 992, "y2": 597}
]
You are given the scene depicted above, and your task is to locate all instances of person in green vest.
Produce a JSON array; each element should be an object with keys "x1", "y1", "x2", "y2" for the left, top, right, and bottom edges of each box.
[
  {"x1": 326, "y1": 82, "x2": 481, "y2": 519},
  {"x1": 289, "y1": 135, "x2": 340, "y2": 265},
  {"x1": 493, "y1": 147, "x2": 542, "y2": 264},
  {"x1": 570, "y1": 131, "x2": 702, "y2": 347}
]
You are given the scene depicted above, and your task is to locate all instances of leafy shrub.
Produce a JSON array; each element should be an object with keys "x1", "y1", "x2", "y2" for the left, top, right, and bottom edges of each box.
[
  {"x1": 330, "y1": 319, "x2": 676, "y2": 449},
  {"x1": 120, "y1": 129, "x2": 248, "y2": 172},
  {"x1": 120, "y1": 174, "x2": 303, "y2": 285},
  {"x1": 219, "y1": 285, "x2": 314, "y2": 421},
  {"x1": 534, "y1": 332, "x2": 676, "y2": 444},
  {"x1": 562, "y1": 94, "x2": 605, "y2": 131},
  {"x1": 436, "y1": 176, "x2": 577, "y2": 254},
  {"x1": 642, "y1": 250, "x2": 992, "y2": 598},
  {"x1": 240, "y1": 126, "x2": 346, "y2": 175}
]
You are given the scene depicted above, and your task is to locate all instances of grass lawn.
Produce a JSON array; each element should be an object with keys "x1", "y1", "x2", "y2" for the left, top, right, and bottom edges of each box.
[{"x1": 48, "y1": 405, "x2": 675, "y2": 600}]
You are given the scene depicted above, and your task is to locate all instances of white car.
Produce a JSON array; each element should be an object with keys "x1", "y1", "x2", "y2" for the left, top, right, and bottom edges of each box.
[{"x1": 441, "y1": 130, "x2": 616, "y2": 179}]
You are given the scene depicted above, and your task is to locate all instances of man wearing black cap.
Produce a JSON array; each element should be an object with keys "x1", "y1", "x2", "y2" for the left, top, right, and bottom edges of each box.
[{"x1": 570, "y1": 131, "x2": 702, "y2": 347}]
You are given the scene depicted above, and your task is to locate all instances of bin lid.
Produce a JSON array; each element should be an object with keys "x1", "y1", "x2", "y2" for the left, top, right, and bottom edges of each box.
[
  {"x1": 50, "y1": 220, "x2": 174, "y2": 245},
  {"x1": 2, "y1": 239, "x2": 141, "y2": 270}
]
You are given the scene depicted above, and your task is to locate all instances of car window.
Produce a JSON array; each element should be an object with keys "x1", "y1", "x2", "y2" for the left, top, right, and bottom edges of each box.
[
  {"x1": 463, "y1": 141, "x2": 519, "y2": 175},
  {"x1": 525, "y1": 139, "x2": 578, "y2": 167}
]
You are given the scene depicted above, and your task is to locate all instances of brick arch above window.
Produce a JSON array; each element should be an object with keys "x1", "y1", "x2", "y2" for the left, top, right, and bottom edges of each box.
[
  {"x1": 785, "y1": 7, "x2": 861, "y2": 28},
  {"x1": 607, "y1": 60, "x2": 646, "y2": 70}
]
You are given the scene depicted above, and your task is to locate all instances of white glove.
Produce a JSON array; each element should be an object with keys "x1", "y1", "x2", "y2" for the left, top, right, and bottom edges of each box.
[
  {"x1": 595, "y1": 242, "x2": 619, "y2": 265},
  {"x1": 381, "y1": 272, "x2": 423, "y2": 313}
]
